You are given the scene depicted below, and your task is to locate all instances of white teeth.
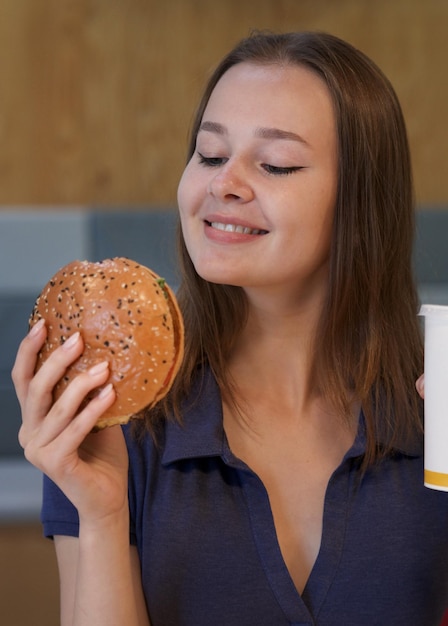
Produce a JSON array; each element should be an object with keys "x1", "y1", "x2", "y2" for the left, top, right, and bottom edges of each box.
[
  {"x1": 210, "y1": 221, "x2": 262, "y2": 235},
  {"x1": 211, "y1": 222, "x2": 227, "y2": 232}
]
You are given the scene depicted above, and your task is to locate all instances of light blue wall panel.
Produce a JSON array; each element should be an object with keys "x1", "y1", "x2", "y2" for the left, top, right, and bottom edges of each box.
[{"x1": 0, "y1": 209, "x2": 90, "y2": 292}]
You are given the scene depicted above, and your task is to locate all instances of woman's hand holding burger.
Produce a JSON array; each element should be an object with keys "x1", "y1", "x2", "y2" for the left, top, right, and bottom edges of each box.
[
  {"x1": 12, "y1": 257, "x2": 184, "y2": 524},
  {"x1": 12, "y1": 319, "x2": 129, "y2": 524}
]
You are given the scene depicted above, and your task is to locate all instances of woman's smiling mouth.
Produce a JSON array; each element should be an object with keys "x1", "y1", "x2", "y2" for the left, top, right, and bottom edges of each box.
[{"x1": 206, "y1": 220, "x2": 268, "y2": 235}]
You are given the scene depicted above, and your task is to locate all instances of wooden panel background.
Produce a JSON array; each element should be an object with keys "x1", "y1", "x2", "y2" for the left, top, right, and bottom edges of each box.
[{"x1": 0, "y1": 0, "x2": 446, "y2": 207}]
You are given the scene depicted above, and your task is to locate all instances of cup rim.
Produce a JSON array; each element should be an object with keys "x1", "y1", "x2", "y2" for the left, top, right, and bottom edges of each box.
[{"x1": 419, "y1": 304, "x2": 448, "y2": 317}]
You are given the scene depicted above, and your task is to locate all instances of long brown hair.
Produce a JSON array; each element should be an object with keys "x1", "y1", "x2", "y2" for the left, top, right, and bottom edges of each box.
[{"x1": 148, "y1": 31, "x2": 423, "y2": 465}]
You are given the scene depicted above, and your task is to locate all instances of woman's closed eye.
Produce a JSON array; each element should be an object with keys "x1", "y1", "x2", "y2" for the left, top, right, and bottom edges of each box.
[
  {"x1": 262, "y1": 164, "x2": 304, "y2": 176},
  {"x1": 198, "y1": 152, "x2": 304, "y2": 176},
  {"x1": 198, "y1": 153, "x2": 227, "y2": 167}
]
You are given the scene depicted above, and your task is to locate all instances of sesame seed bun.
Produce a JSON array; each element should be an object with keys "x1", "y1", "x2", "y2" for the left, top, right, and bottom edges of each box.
[{"x1": 29, "y1": 257, "x2": 184, "y2": 429}]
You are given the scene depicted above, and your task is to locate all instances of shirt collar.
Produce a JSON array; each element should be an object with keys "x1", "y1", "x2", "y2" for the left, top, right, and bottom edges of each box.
[
  {"x1": 161, "y1": 367, "x2": 423, "y2": 465},
  {"x1": 345, "y1": 408, "x2": 423, "y2": 460},
  {"x1": 161, "y1": 367, "x2": 226, "y2": 465}
]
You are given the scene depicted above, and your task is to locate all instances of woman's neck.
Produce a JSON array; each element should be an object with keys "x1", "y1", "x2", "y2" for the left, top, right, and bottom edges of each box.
[{"x1": 227, "y1": 299, "x2": 322, "y2": 416}]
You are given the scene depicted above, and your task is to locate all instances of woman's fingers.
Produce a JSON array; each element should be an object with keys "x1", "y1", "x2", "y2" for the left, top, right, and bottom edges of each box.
[
  {"x1": 27, "y1": 330, "x2": 85, "y2": 413},
  {"x1": 12, "y1": 322, "x2": 127, "y2": 522},
  {"x1": 11, "y1": 319, "x2": 48, "y2": 405},
  {"x1": 23, "y1": 381, "x2": 116, "y2": 477},
  {"x1": 14, "y1": 322, "x2": 117, "y2": 464},
  {"x1": 40, "y1": 362, "x2": 113, "y2": 441},
  {"x1": 13, "y1": 322, "x2": 85, "y2": 416},
  {"x1": 14, "y1": 328, "x2": 84, "y2": 445},
  {"x1": 19, "y1": 358, "x2": 113, "y2": 451},
  {"x1": 416, "y1": 374, "x2": 424, "y2": 399}
]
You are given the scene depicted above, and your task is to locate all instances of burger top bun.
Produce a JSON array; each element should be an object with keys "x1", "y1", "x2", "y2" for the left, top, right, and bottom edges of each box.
[{"x1": 29, "y1": 257, "x2": 184, "y2": 429}]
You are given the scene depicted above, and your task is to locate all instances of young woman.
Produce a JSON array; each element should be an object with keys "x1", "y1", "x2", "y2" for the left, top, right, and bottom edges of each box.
[{"x1": 12, "y1": 31, "x2": 448, "y2": 625}]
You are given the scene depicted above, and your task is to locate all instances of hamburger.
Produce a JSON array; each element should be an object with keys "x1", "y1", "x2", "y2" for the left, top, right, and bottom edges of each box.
[{"x1": 29, "y1": 257, "x2": 184, "y2": 429}]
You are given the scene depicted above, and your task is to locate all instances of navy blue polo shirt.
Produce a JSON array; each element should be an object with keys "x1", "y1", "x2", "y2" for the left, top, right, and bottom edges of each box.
[{"x1": 42, "y1": 367, "x2": 448, "y2": 625}]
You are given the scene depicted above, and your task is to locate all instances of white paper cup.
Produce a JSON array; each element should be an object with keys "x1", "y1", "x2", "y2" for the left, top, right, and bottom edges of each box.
[{"x1": 419, "y1": 304, "x2": 448, "y2": 491}]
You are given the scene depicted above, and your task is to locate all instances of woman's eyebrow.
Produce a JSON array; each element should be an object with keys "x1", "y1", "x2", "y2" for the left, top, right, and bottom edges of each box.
[
  {"x1": 199, "y1": 121, "x2": 226, "y2": 135},
  {"x1": 199, "y1": 120, "x2": 309, "y2": 146},
  {"x1": 255, "y1": 126, "x2": 310, "y2": 146}
]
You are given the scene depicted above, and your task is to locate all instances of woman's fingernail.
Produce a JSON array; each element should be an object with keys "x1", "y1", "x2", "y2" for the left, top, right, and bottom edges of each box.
[
  {"x1": 29, "y1": 319, "x2": 45, "y2": 336},
  {"x1": 62, "y1": 332, "x2": 81, "y2": 350},
  {"x1": 98, "y1": 383, "x2": 114, "y2": 399},
  {"x1": 88, "y1": 361, "x2": 109, "y2": 376}
]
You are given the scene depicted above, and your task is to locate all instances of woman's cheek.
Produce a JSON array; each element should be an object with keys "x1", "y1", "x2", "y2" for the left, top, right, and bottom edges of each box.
[{"x1": 177, "y1": 163, "x2": 198, "y2": 217}]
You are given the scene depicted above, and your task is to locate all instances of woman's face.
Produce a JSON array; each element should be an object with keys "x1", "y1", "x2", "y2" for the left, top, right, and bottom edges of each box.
[{"x1": 177, "y1": 61, "x2": 338, "y2": 307}]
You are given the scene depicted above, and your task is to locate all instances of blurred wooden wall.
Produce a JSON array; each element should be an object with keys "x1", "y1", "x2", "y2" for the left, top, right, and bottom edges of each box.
[{"x1": 0, "y1": 0, "x2": 446, "y2": 207}]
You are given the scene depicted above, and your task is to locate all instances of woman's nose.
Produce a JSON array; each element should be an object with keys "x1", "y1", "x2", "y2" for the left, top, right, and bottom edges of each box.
[{"x1": 208, "y1": 162, "x2": 254, "y2": 202}]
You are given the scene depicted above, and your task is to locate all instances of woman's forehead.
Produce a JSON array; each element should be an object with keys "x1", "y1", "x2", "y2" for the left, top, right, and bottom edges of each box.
[{"x1": 202, "y1": 62, "x2": 336, "y2": 148}]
